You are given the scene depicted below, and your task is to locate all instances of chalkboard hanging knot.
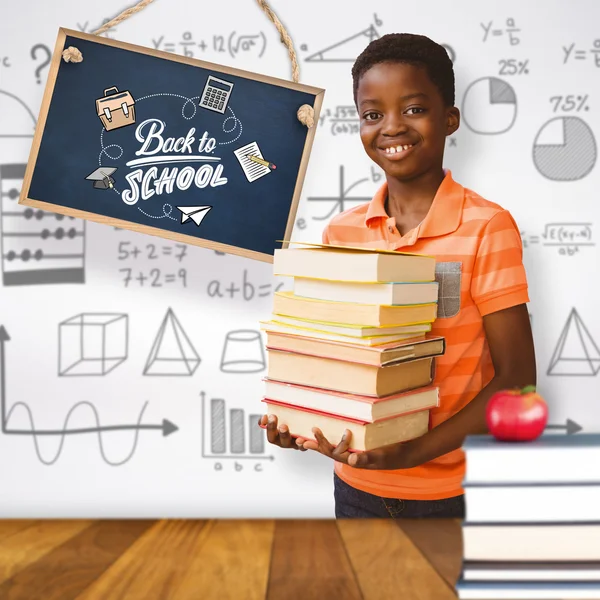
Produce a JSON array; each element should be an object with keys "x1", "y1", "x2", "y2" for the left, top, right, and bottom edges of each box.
[
  {"x1": 297, "y1": 104, "x2": 315, "y2": 128},
  {"x1": 62, "y1": 46, "x2": 83, "y2": 63},
  {"x1": 59, "y1": 0, "x2": 315, "y2": 127}
]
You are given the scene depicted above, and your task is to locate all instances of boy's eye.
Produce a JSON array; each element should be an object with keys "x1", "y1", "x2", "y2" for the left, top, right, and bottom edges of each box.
[
  {"x1": 405, "y1": 107, "x2": 425, "y2": 115},
  {"x1": 363, "y1": 112, "x2": 381, "y2": 121}
]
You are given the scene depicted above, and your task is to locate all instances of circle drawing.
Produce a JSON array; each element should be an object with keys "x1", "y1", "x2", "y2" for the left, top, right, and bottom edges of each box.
[
  {"x1": 462, "y1": 77, "x2": 517, "y2": 135},
  {"x1": 533, "y1": 116, "x2": 596, "y2": 181}
]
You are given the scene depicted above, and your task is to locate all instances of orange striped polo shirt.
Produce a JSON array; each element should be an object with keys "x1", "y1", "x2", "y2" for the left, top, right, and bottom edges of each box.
[{"x1": 322, "y1": 170, "x2": 529, "y2": 500}]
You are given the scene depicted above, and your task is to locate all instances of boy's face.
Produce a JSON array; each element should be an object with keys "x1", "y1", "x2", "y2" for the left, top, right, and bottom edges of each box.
[{"x1": 356, "y1": 61, "x2": 459, "y2": 180}]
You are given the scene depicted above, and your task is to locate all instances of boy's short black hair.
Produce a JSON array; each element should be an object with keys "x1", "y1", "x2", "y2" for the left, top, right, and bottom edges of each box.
[{"x1": 352, "y1": 33, "x2": 455, "y2": 107}]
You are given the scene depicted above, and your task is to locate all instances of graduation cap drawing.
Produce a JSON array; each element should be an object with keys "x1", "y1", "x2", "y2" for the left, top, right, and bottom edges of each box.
[{"x1": 85, "y1": 167, "x2": 117, "y2": 190}]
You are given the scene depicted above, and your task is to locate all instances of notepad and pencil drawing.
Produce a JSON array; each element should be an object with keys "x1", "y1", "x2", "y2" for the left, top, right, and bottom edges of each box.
[{"x1": 234, "y1": 141, "x2": 277, "y2": 183}]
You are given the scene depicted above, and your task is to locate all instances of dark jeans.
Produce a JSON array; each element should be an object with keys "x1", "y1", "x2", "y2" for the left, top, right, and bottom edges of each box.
[{"x1": 334, "y1": 472, "x2": 465, "y2": 519}]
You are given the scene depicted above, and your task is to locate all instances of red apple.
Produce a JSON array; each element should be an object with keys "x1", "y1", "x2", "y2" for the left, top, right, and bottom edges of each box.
[{"x1": 486, "y1": 385, "x2": 548, "y2": 441}]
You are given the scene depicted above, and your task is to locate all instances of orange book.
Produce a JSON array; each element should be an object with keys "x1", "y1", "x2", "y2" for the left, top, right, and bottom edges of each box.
[
  {"x1": 263, "y1": 379, "x2": 439, "y2": 422},
  {"x1": 261, "y1": 398, "x2": 430, "y2": 452},
  {"x1": 265, "y1": 331, "x2": 445, "y2": 367},
  {"x1": 266, "y1": 349, "x2": 434, "y2": 397}
]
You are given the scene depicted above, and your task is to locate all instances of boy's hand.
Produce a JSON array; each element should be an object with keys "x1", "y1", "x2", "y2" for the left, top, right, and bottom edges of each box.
[
  {"x1": 300, "y1": 427, "x2": 416, "y2": 469},
  {"x1": 259, "y1": 414, "x2": 308, "y2": 451}
]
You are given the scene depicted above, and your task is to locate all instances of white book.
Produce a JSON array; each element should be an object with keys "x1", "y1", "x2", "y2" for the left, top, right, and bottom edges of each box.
[
  {"x1": 294, "y1": 277, "x2": 439, "y2": 305},
  {"x1": 462, "y1": 523, "x2": 600, "y2": 561},
  {"x1": 464, "y1": 483, "x2": 600, "y2": 523},
  {"x1": 457, "y1": 580, "x2": 600, "y2": 599},
  {"x1": 273, "y1": 247, "x2": 436, "y2": 282},
  {"x1": 461, "y1": 560, "x2": 600, "y2": 582},
  {"x1": 463, "y1": 434, "x2": 600, "y2": 484}
]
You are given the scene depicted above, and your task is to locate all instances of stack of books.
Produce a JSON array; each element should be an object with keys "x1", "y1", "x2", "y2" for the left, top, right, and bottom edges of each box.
[
  {"x1": 260, "y1": 243, "x2": 446, "y2": 452},
  {"x1": 456, "y1": 433, "x2": 600, "y2": 599}
]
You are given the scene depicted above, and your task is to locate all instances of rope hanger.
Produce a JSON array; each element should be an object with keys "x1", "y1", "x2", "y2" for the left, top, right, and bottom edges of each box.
[{"x1": 61, "y1": 0, "x2": 315, "y2": 127}]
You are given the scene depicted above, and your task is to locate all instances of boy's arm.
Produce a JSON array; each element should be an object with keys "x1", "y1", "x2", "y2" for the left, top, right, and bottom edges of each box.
[
  {"x1": 346, "y1": 303, "x2": 535, "y2": 469},
  {"x1": 307, "y1": 303, "x2": 536, "y2": 469}
]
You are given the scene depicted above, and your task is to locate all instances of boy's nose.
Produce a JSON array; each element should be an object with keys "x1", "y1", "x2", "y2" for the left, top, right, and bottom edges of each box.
[{"x1": 381, "y1": 116, "x2": 409, "y2": 136}]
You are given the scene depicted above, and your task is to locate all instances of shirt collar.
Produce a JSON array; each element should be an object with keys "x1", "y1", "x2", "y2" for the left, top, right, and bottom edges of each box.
[{"x1": 364, "y1": 169, "x2": 465, "y2": 238}]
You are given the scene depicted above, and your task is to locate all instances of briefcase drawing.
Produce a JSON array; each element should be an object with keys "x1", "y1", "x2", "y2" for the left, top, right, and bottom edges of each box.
[{"x1": 96, "y1": 86, "x2": 136, "y2": 131}]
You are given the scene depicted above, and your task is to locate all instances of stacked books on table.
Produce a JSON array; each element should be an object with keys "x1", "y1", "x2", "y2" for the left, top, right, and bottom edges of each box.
[
  {"x1": 260, "y1": 242, "x2": 446, "y2": 452},
  {"x1": 456, "y1": 433, "x2": 600, "y2": 599}
]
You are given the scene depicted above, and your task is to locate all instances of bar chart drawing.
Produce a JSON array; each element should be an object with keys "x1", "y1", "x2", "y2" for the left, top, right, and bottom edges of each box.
[{"x1": 200, "y1": 391, "x2": 273, "y2": 460}]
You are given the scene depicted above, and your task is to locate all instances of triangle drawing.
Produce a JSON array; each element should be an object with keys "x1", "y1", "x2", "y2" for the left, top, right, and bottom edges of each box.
[
  {"x1": 547, "y1": 308, "x2": 600, "y2": 376},
  {"x1": 144, "y1": 308, "x2": 200, "y2": 376},
  {"x1": 305, "y1": 25, "x2": 380, "y2": 62}
]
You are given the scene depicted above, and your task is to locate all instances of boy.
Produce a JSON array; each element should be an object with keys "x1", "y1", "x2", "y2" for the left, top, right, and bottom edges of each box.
[{"x1": 260, "y1": 33, "x2": 536, "y2": 518}]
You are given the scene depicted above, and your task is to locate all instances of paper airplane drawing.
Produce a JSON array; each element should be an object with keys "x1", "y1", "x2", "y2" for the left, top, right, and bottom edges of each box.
[{"x1": 177, "y1": 205, "x2": 212, "y2": 226}]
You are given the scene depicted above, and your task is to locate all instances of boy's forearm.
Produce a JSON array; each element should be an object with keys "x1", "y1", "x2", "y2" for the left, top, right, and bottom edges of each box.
[{"x1": 404, "y1": 374, "x2": 531, "y2": 468}]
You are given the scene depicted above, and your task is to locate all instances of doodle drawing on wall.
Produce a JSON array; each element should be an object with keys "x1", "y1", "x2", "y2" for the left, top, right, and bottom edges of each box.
[
  {"x1": 0, "y1": 91, "x2": 86, "y2": 286},
  {"x1": 59, "y1": 313, "x2": 128, "y2": 376},
  {"x1": 547, "y1": 308, "x2": 600, "y2": 376},
  {"x1": 461, "y1": 77, "x2": 517, "y2": 135},
  {"x1": 144, "y1": 308, "x2": 200, "y2": 376},
  {"x1": 200, "y1": 391, "x2": 272, "y2": 460},
  {"x1": 533, "y1": 117, "x2": 596, "y2": 181},
  {"x1": 0, "y1": 326, "x2": 178, "y2": 466}
]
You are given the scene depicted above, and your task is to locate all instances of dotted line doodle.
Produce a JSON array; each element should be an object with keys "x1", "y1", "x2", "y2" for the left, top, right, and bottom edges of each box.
[
  {"x1": 218, "y1": 106, "x2": 242, "y2": 145},
  {"x1": 136, "y1": 93, "x2": 201, "y2": 120},
  {"x1": 138, "y1": 203, "x2": 178, "y2": 221},
  {"x1": 99, "y1": 126, "x2": 124, "y2": 165}
]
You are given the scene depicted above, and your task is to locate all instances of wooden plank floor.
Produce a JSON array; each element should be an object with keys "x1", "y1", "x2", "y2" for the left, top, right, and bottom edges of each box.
[{"x1": 0, "y1": 519, "x2": 462, "y2": 599}]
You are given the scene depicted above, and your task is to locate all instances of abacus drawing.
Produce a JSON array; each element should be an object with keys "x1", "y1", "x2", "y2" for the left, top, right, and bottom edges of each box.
[{"x1": 1, "y1": 163, "x2": 86, "y2": 285}]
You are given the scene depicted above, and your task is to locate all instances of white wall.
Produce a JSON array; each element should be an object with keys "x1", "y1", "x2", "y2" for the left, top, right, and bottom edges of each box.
[{"x1": 0, "y1": 0, "x2": 598, "y2": 517}]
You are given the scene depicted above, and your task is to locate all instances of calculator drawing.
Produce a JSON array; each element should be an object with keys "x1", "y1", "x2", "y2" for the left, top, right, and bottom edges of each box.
[{"x1": 199, "y1": 76, "x2": 234, "y2": 114}]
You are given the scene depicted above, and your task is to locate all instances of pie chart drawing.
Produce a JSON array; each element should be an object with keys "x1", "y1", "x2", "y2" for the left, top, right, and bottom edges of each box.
[
  {"x1": 462, "y1": 77, "x2": 517, "y2": 135},
  {"x1": 533, "y1": 116, "x2": 596, "y2": 181}
]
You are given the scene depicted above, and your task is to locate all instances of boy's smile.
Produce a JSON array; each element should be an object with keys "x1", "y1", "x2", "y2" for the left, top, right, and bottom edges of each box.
[{"x1": 356, "y1": 61, "x2": 459, "y2": 179}]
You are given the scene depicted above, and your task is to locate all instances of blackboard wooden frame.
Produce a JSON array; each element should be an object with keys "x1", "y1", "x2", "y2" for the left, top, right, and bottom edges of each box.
[{"x1": 19, "y1": 28, "x2": 325, "y2": 263}]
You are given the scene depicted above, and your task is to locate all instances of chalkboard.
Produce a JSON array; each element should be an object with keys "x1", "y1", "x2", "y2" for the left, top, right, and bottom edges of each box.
[{"x1": 20, "y1": 29, "x2": 324, "y2": 262}]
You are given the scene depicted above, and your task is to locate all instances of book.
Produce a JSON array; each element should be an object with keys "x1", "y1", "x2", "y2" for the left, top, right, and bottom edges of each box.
[
  {"x1": 463, "y1": 434, "x2": 600, "y2": 484},
  {"x1": 461, "y1": 560, "x2": 600, "y2": 582},
  {"x1": 265, "y1": 331, "x2": 446, "y2": 367},
  {"x1": 462, "y1": 522, "x2": 600, "y2": 561},
  {"x1": 273, "y1": 246, "x2": 436, "y2": 283},
  {"x1": 267, "y1": 314, "x2": 432, "y2": 338},
  {"x1": 261, "y1": 398, "x2": 429, "y2": 452},
  {"x1": 464, "y1": 483, "x2": 600, "y2": 523},
  {"x1": 294, "y1": 277, "x2": 439, "y2": 306},
  {"x1": 456, "y1": 580, "x2": 600, "y2": 599},
  {"x1": 266, "y1": 349, "x2": 434, "y2": 396},
  {"x1": 273, "y1": 290, "x2": 438, "y2": 326},
  {"x1": 261, "y1": 320, "x2": 427, "y2": 347},
  {"x1": 263, "y1": 379, "x2": 439, "y2": 422}
]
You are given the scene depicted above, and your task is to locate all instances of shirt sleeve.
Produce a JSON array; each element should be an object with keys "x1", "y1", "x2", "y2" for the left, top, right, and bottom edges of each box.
[
  {"x1": 470, "y1": 209, "x2": 530, "y2": 317},
  {"x1": 321, "y1": 225, "x2": 330, "y2": 244}
]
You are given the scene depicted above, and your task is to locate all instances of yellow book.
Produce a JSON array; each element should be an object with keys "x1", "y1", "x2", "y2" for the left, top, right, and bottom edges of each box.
[
  {"x1": 269, "y1": 315, "x2": 431, "y2": 337},
  {"x1": 260, "y1": 319, "x2": 430, "y2": 346},
  {"x1": 273, "y1": 290, "x2": 437, "y2": 327}
]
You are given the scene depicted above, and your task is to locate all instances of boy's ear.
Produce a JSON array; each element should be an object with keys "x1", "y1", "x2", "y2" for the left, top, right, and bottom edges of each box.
[{"x1": 446, "y1": 107, "x2": 460, "y2": 136}]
